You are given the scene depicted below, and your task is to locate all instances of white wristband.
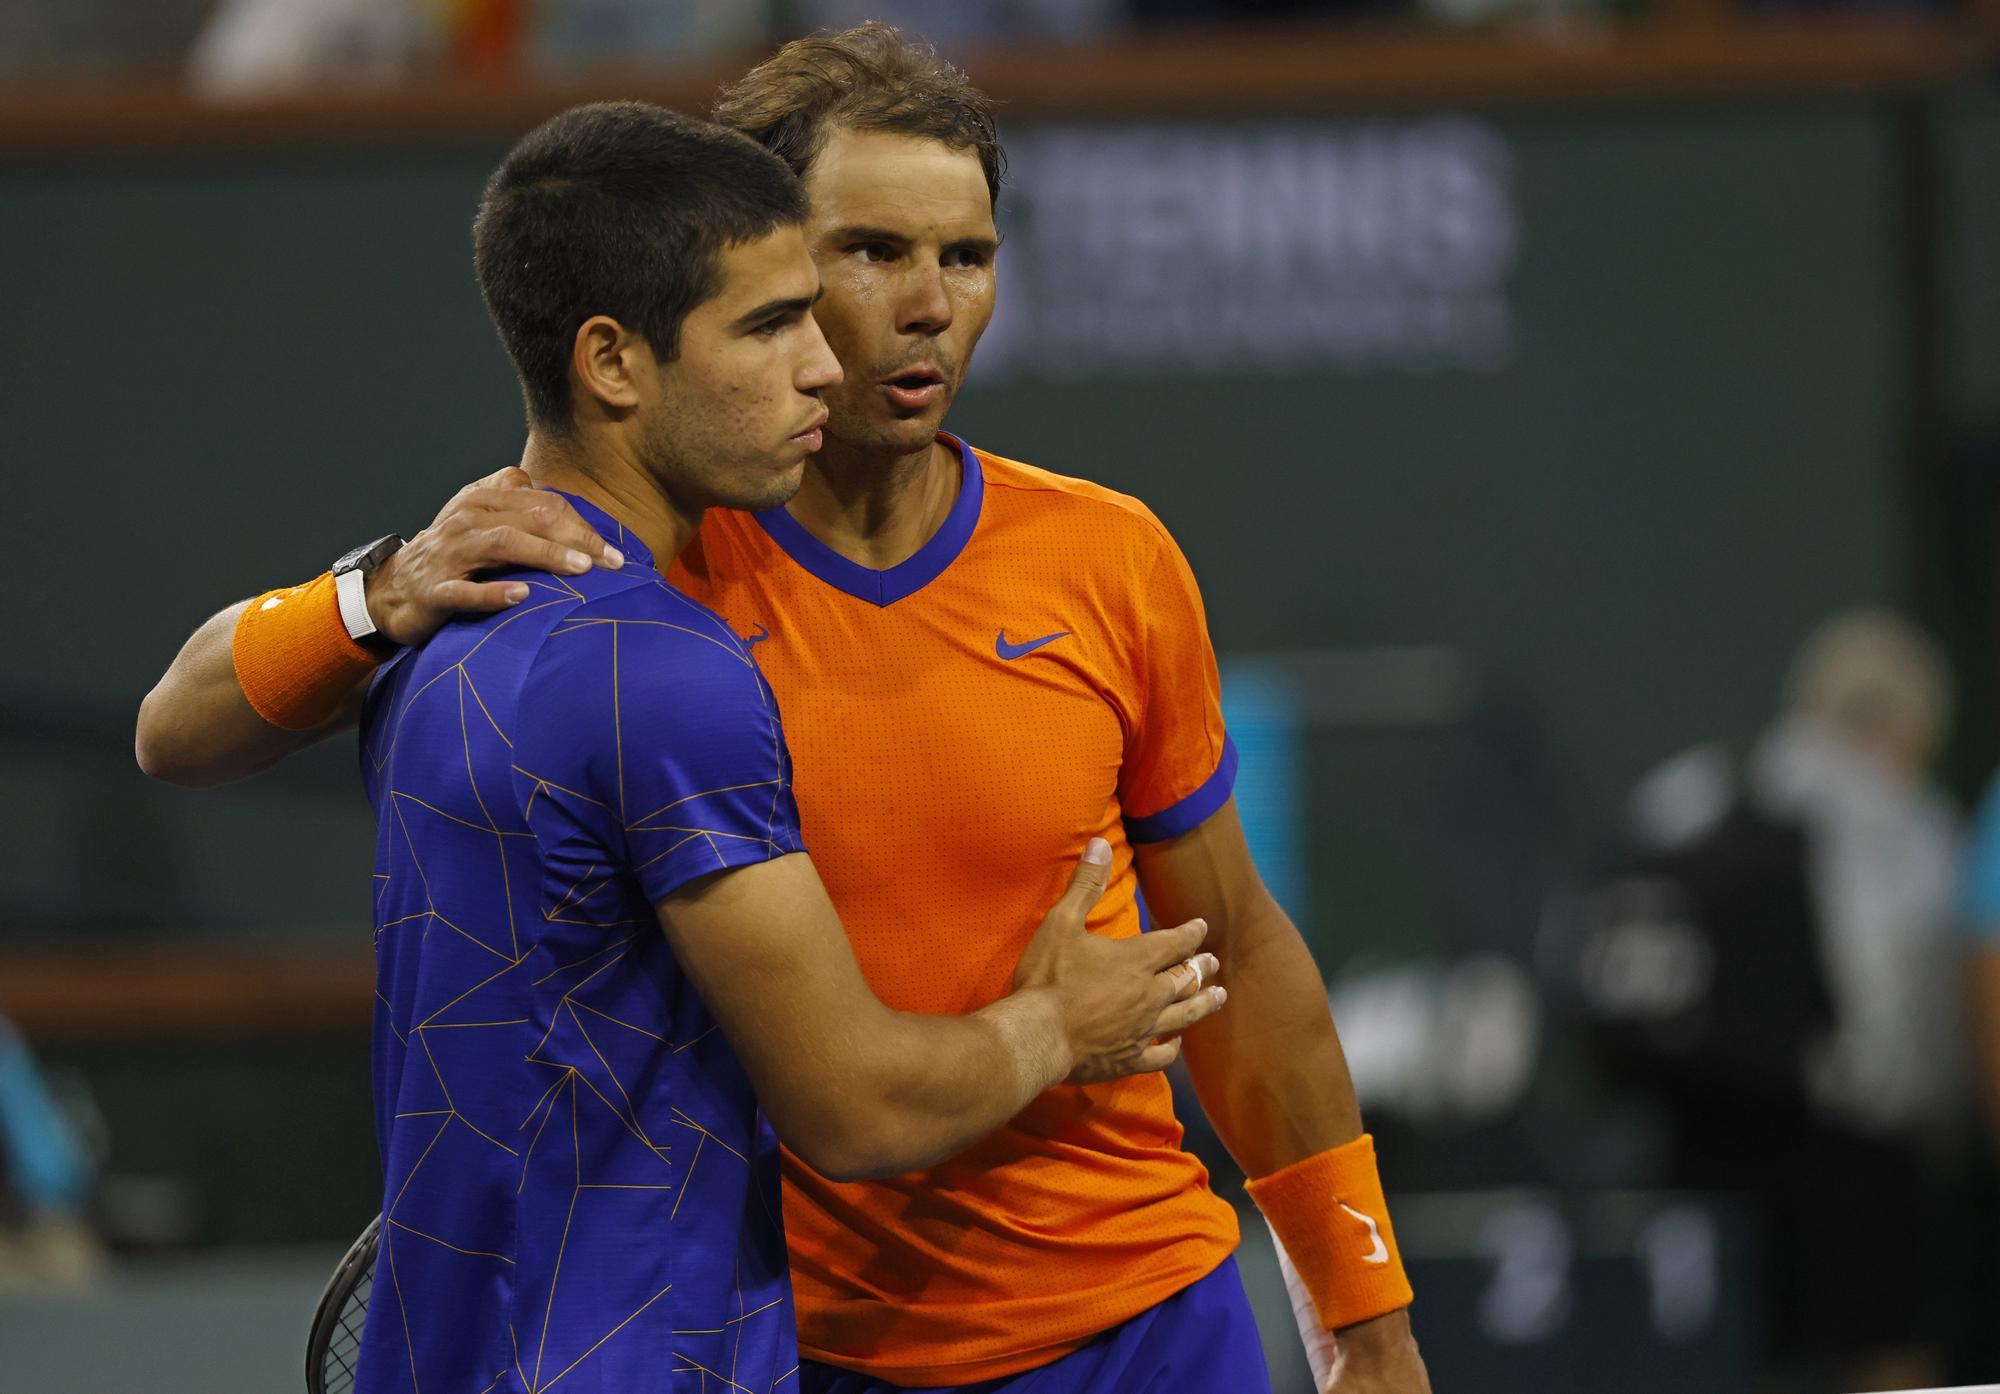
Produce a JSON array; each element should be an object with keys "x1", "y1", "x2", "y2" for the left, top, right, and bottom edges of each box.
[
  {"x1": 1266, "y1": 1214, "x2": 1340, "y2": 1390},
  {"x1": 333, "y1": 565, "x2": 381, "y2": 645}
]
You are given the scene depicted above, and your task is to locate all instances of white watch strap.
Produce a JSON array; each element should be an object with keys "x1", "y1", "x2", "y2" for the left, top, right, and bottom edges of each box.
[{"x1": 334, "y1": 565, "x2": 381, "y2": 644}]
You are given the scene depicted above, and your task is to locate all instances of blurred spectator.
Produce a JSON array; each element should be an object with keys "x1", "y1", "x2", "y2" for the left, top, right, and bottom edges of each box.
[
  {"x1": 1130, "y1": 0, "x2": 1402, "y2": 20},
  {"x1": 189, "y1": 0, "x2": 447, "y2": 98},
  {"x1": 1959, "y1": 777, "x2": 2000, "y2": 1150},
  {"x1": 1576, "y1": 609, "x2": 1962, "y2": 1392},
  {"x1": 797, "y1": 0, "x2": 1118, "y2": 43},
  {"x1": 187, "y1": 0, "x2": 780, "y2": 95},
  {"x1": 0, "y1": 1014, "x2": 98, "y2": 1293},
  {"x1": 535, "y1": 0, "x2": 773, "y2": 74}
]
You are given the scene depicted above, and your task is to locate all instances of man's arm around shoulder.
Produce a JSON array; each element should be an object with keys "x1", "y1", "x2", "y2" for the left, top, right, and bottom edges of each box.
[{"x1": 134, "y1": 469, "x2": 622, "y2": 787}]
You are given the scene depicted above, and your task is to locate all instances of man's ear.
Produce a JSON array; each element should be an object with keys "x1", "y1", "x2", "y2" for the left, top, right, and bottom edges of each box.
[{"x1": 570, "y1": 315, "x2": 650, "y2": 416}]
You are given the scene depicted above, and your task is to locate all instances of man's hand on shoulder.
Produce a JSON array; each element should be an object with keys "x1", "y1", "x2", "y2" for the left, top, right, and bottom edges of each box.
[
  {"x1": 366, "y1": 467, "x2": 625, "y2": 647},
  {"x1": 1325, "y1": 1309, "x2": 1430, "y2": 1394}
]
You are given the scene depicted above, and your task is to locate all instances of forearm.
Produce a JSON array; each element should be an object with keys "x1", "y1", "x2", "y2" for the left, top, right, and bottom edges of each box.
[
  {"x1": 1182, "y1": 899, "x2": 1362, "y2": 1177},
  {"x1": 1187, "y1": 901, "x2": 1421, "y2": 1374},
  {"x1": 821, "y1": 988, "x2": 1070, "y2": 1180},
  {"x1": 1139, "y1": 802, "x2": 1424, "y2": 1385},
  {"x1": 135, "y1": 600, "x2": 362, "y2": 787}
]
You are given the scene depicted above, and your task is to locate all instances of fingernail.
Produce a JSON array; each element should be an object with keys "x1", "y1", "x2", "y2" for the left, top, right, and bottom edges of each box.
[
  {"x1": 505, "y1": 584, "x2": 529, "y2": 604},
  {"x1": 1083, "y1": 837, "x2": 1111, "y2": 865},
  {"x1": 1213, "y1": 987, "x2": 1227, "y2": 1005},
  {"x1": 565, "y1": 550, "x2": 591, "y2": 572},
  {"x1": 603, "y1": 546, "x2": 626, "y2": 569}
]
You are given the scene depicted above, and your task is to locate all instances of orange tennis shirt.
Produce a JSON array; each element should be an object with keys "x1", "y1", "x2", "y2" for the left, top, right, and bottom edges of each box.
[{"x1": 669, "y1": 434, "x2": 1242, "y2": 1387}]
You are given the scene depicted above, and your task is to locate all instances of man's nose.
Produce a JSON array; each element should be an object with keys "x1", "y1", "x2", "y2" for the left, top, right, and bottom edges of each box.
[
  {"x1": 898, "y1": 263, "x2": 953, "y2": 337},
  {"x1": 798, "y1": 316, "x2": 843, "y2": 392}
]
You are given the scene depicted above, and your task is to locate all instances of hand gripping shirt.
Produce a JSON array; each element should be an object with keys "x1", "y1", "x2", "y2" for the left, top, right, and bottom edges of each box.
[
  {"x1": 359, "y1": 494, "x2": 804, "y2": 1394},
  {"x1": 669, "y1": 435, "x2": 1241, "y2": 1387}
]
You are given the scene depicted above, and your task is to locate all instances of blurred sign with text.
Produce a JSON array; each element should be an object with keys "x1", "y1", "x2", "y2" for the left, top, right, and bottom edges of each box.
[{"x1": 983, "y1": 119, "x2": 1521, "y2": 380}]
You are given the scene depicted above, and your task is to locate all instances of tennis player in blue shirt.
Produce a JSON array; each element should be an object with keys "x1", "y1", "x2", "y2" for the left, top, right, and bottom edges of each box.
[{"x1": 336, "y1": 104, "x2": 1222, "y2": 1394}]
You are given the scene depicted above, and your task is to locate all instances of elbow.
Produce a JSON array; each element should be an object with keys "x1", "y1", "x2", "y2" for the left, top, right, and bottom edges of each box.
[
  {"x1": 134, "y1": 692, "x2": 214, "y2": 788},
  {"x1": 780, "y1": 1114, "x2": 923, "y2": 1184},
  {"x1": 134, "y1": 693, "x2": 182, "y2": 784}
]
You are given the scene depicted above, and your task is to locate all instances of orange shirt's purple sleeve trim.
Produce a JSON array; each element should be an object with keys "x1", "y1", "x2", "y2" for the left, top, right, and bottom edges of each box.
[{"x1": 1125, "y1": 734, "x2": 1238, "y2": 843}]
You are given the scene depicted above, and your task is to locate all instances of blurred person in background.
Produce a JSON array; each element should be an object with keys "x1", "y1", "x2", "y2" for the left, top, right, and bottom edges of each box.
[
  {"x1": 1953, "y1": 770, "x2": 2000, "y2": 1381},
  {"x1": 188, "y1": 0, "x2": 773, "y2": 97},
  {"x1": 1958, "y1": 776, "x2": 2000, "y2": 1148},
  {"x1": 0, "y1": 1013, "x2": 99, "y2": 1293},
  {"x1": 136, "y1": 23, "x2": 1431, "y2": 1394},
  {"x1": 796, "y1": 0, "x2": 1119, "y2": 43},
  {"x1": 1579, "y1": 608, "x2": 1962, "y2": 1392},
  {"x1": 189, "y1": 0, "x2": 445, "y2": 96}
]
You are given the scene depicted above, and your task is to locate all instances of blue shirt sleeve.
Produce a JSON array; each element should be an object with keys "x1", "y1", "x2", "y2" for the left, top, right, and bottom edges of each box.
[
  {"x1": 510, "y1": 593, "x2": 804, "y2": 904},
  {"x1": 1962, "y1": 781, "x2": 2000, "y2": 942}
]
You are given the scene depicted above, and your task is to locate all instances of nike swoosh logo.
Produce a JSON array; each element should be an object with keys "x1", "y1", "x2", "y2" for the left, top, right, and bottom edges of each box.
[
  {"x1": 742, "y1": 624, "x2": 770, "y2": 647},
  {"x1": 996, "y1": 630, "x2": 1069, "y2": 661},
  {"x1": 1339, "y1": 1202, "x2": 1390, "y2": 1265}
]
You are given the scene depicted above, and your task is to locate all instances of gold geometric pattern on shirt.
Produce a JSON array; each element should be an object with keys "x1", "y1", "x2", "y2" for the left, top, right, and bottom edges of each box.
[{"x1": 366, "y1": 567, "x2": 797, "y2": 1393}]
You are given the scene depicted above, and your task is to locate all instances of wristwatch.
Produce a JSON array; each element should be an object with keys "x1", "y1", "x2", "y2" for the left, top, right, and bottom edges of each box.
[{"x1": 331, "y1": 534, "x2": 407, "y2": 657}]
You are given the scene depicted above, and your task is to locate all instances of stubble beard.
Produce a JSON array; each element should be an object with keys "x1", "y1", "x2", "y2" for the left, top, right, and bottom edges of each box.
[{"x1": 636, "y1": 413, "x2": 796, "y2": 516}]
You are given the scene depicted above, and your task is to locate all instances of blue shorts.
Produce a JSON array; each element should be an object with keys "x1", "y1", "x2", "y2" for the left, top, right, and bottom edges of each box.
[{"x1": 799, "y1": 1256, "x2": 1274, "y2": 1394}]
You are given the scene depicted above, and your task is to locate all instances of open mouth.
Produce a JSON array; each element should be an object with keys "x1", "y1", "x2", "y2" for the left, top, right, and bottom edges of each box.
[{"x1": 880, "y1": 367, "x2": 946, "y2": 412}]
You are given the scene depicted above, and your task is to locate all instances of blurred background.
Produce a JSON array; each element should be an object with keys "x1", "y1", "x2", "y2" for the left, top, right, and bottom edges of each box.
[{"x1": 2, "y1": 0, "x2": 1999, "y2": 1390}]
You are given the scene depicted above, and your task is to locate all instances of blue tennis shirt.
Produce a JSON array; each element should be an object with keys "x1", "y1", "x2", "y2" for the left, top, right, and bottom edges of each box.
[{"x1": 356, "y1": 492, "x2": 804, "y2": 1394}]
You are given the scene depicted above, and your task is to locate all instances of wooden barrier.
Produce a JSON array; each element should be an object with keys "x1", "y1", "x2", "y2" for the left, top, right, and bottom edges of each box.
[{"x1": 0, "y1": 947, "x2": 373, "y2": 1040}]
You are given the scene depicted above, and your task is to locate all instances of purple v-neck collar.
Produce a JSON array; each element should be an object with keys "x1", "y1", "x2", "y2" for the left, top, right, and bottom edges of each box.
[{"x1": 752, "y1": 433, "x2": 984, "y2": 608}]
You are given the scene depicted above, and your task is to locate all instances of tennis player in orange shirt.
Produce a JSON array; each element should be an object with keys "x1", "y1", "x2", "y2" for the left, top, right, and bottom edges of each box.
[{"x1": 136, "y1": 25, "x2": 1429, "y2": 1394}]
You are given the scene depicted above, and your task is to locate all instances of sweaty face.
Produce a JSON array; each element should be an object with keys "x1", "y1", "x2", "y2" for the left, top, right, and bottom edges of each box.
[
  {"x1": 641, "y1": 225, "x2": 841, "y2": 513},
  {"x1": 802, "y1": 129, "x2": 998, "y2": 457}
]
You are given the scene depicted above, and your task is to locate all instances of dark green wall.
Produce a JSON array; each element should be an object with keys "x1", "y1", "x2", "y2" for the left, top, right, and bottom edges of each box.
[{"x1": 1941, "y1": 86, "x2": 2000, "y2": 435}]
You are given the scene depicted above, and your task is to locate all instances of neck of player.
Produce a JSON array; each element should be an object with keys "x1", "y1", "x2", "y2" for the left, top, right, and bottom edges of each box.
[
  {"x1": 785, "y1": 432, "x2": 961, "y2": 572},
  {"x1": 518, "y1": 430, "x2": 701, "y2": 572}
]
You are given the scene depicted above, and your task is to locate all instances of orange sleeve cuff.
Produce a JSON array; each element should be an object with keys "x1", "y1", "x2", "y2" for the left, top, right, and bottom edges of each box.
[
  {"x1": 1246, "y1": 1133, "x2": 1414, "y2": 1330},
  {"x1": 232, "y1": 572, "x2": 381, "y2": 731}
]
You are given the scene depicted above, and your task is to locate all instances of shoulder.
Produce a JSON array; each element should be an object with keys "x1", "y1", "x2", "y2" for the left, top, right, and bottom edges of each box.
[
  {"x1": 971, "y1": 445, "x2": 1182, "y2": 564},
  {"x1": 506, "y1": 573, "x2": 785, "y2": 807},
  {"x1": 527, "y1": 568, "x2": 765, "y2": 701}
]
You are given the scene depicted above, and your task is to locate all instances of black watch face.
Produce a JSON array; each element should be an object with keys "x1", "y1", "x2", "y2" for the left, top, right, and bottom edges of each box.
[{"x1": 333, "y1": 534, "x2": 405, "y2": 576}]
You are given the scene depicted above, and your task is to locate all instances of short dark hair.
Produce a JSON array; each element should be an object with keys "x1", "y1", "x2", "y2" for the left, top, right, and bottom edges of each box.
[
  {"x1": 472, "y1": 101, "x2": 808, "y2": 432},
  {"x1": 713, "y1": 23, "x2": 1004, "y2": 210}
]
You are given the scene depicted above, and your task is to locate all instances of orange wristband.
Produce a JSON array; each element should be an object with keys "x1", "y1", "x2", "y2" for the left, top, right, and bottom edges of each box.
[
  {"x1": 1246, "y1": 1133, "x2": 1413, "y2": 1331},
  {"x1": 232, "y1": 572, "x2": 381, "y2": 731}
]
